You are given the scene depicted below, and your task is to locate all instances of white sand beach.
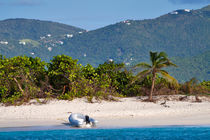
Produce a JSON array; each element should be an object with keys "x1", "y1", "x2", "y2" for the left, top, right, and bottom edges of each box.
[{"x1": 0, "y1": 95, "x2": 210, "y2": 128}]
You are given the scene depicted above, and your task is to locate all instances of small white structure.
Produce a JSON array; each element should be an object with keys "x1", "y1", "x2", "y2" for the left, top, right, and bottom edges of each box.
[
  {"x1": 66, "y1": 34, "x2": 73, "y2": 38},
  {"x1": 78, "y1": 31, "x2": 83, "y2": 34},
  {"x1": 125, "y1": 62, "x2": 130, "y2": 65},
  {"x1": 123, "y1": 20, "x2": 130, "y2": 23},
  {"x1": 130, "y1": 58, "x2": 133, "y2": 61},
  {"x1": 19, "y1": 41, "x2": 26, "y2": 45},
  {"x1": 122, "y1": 20, "x2": 131, "y2": 25},
  {"x1": 47, "y1": 34, "x2": 51, "y2": 37},
  {"x1": 184, "y1": 9, "x2": 191, "y2": 12},
  {"x1": 40, "y1": 36, "x2": 45, "y2": 40},
  {"x1": 48, "y1": 47, "x2": 52, "y2": 52},
  {"x1": 108, "y1": 59, "x2": 113, "y2": 62},
  {"x1": 0, "y1": 41, "x2": 8, "y2": 45},
  {"x1": 58, "y1": 41, "x2": 64, "y2": 45},
  {"x1": 31, "y1": 52, "x2": 35, "y2": 55},
  {"x1": 84, "y1": 53, "x2": 87, "y2": 57},
  {"x1": 170, "y1": 11, "x2": 178, "y2": 15}
]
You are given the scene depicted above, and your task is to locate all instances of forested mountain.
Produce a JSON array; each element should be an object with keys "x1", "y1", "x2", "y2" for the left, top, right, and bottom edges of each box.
[
  {"x1": 0, "y1": 18, "x2": 84, "y2": 40},
  {"x1": 63, "y1": 5, "x2": 210, "y2": 65},
  {"x1": 0, "y1": 18, "x2": 85, "y2": 61},
  {"x1": 0, "y1": 5, "x2": 209, "y2": 81},
  {"x1": 169, "y1": 51, "x2": 210, "y2": 83}
]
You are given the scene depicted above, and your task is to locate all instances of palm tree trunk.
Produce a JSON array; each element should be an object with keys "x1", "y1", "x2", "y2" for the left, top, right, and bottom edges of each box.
[{"x1": 149, "y1": 72, "x2": 156, "y2": 101}]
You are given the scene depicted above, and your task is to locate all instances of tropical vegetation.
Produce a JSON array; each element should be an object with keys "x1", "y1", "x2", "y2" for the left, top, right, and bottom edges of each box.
[
  {"x1": 133, "y1": 52, "x2": 177, "y2": 101},
  {"x1": 0, "y1": 52, "x2": 209, "y2": 105}
]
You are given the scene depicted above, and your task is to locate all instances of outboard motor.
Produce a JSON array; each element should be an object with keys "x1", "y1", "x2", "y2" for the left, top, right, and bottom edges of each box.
[{"x1": 85, "y1": 115, "x2": 90, "y2": 124}]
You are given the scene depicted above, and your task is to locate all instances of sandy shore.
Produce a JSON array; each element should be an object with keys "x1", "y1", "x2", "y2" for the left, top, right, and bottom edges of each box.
[{"x1": 0, "y1": 96, "x2": 210, "y2": 128}]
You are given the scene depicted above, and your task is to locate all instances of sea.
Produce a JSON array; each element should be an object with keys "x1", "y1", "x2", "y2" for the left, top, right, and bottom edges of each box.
[{"x1": 0, "y1": 126, "x2": 210, "y2": 140}]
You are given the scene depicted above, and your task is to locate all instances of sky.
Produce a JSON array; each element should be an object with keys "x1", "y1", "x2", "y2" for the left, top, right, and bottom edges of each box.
[{"x1": 0, "y1": 0, "x2": 209, "y2": 30}]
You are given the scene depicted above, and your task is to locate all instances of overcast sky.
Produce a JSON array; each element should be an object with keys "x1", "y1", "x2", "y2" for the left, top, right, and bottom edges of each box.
[{"x1": 0, "y1": 0, "x2": 209, "y2": 30}]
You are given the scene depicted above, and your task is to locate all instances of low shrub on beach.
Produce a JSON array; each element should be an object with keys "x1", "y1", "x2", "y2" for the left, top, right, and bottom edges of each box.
[{"x1": 179, "y1": 78, "x2": 210, "y2": 96}]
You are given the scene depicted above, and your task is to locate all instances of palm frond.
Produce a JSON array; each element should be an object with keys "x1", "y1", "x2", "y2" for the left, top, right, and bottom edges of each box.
[
  {"x1": 167, "y1": 61, "x2": 177, "y2": 67},
  {"x1": 157, "y1": 69, "x2": 168, "y2": 74},
  {"x1": 136, "y1": 69, "x2": 152, "y2": 78},
  {"x1": 154, "y1": 52, "x2": 168, "y2": 63},
  {"x1": 156, "y1": 58, "x2": 168, "y2": 65},
  {"x1": 156, "y1": 64, "x2": 168, "y2": 69},
  {"x1": 156, "y1": 61, "x2": 177, "y2": 69},
  {"x1": 150, "y1": 51, "x2": 158, "y2": 65},
  {"x1": 131, "y1": 69, "x2": 152, "y2": 84},
  {"x1": 158, "y1": 52, "x2": 168, "y2": 58},
  {"x1": 160, "y1": 70, "x2": 178, "y2": 86},
  {"x1": 133, "y1": 62, "x2": 151, "y2": 69}
]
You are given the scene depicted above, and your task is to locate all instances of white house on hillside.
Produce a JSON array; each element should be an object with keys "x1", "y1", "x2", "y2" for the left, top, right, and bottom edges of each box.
[
  {"x1": 19, "y1": 41, "x2": 26, "y2": 45},
  {"x1": 0, "y1": 41, "x2": 8, "y2": 45}
]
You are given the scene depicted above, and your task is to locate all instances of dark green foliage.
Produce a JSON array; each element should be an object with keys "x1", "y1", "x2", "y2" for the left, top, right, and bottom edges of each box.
[
  {"x1": 48, "y1": 55, "x2": 81, "y2": 91},
  {"x1": 0, "y1": 56, "x2": 46, "y2": 104},
  {"x1": 96, "y1": 61, "x2": 133, "y2": 96},
  {"x1": 47, "y1": 55, "x2": 123, "y2": 101},
  {"x1": 81, "y1": 64, "x2": 98, "y2": 80},
  {"x1": 200, "y1": 81, "x2": 210, "y2": 90}
]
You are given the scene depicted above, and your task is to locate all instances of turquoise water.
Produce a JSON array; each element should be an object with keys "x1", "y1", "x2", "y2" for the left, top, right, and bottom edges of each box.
[{"x1": 0, "y1": 126, "x2": 210, "y2": 140}]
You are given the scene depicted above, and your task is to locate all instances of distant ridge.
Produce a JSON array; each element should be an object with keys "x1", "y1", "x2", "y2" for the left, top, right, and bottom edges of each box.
[
  {"x1": 0, "y1": 18, "x2": 85, "y2": 40},
  {"x1": 200, "y1": 5, "x2": 210, "y2": 11}
]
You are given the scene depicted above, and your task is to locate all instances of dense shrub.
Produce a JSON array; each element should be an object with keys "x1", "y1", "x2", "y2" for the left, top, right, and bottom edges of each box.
[{"x1": 0, "y1": 56, "x2": 46, "y2": 104}]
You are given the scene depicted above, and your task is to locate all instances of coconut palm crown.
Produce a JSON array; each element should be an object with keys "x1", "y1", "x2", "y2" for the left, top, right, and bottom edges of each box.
[{"x1": 133, "y1": 51, "x2": 178, "y2": 101}]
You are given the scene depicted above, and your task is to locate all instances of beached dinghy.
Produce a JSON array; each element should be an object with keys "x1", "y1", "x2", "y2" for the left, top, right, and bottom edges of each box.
[{"x1": 68, "y1": 113, "x2": 98, "y2": 127}]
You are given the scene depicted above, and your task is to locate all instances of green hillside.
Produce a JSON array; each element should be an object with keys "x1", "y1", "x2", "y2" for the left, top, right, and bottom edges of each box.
[
  {"x1": 169, "y1": 51, "x2": 210, "y2": 82},
  {"x1": 0, "y1": 18, "x2": 84, "y2": 40},
  {"x1": 0, "y1": 18, "x2": 85, "y2": 61},
  {"x1": 61, "y1": 5, "x2": 210, "y2": 81},
  {"x1": 63, "y1": 6, "x2": 210, "y2": 65},
  {"x1": 0, "y1": 6, "x2": 210, "y2": 81}
]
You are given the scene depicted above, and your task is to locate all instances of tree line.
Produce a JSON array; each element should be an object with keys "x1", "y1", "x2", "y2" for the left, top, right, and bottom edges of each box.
[{"x1": 0, "y1": 52, "x2": 209, "y2": 105}]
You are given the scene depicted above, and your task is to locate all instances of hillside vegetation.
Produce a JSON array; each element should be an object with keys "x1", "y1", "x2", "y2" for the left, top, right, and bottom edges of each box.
[
  {"x1": 169, "y1": 51, "x2": 210, "y2": 83},
  {"x1": 0, "y1": 5, "x2": 210, "y2": 81},
  {"x1": 0, "y1": 18, "x2": 84, "y2": 40}
]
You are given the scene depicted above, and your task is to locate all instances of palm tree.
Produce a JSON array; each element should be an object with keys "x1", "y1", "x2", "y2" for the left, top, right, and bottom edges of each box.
[{"x1": 133, "y1": 51, "x2": 177, "y2": 101}]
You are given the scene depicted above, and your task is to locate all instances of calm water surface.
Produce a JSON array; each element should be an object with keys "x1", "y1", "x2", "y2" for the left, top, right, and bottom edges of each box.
[{"x1": 0, "y1": 126, "x2": 210, "y2": 140}]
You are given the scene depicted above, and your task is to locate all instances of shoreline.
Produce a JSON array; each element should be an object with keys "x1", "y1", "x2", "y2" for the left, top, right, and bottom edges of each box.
[
  {"x1": 1, "y1": 96, "x2": 210, "y2": 130},
  {"x1": 1, "y1": 115, "x2": 210, "y2": 128},
  {"x1": 1, "y1": 123, "x2": 210, "y2": 132}
]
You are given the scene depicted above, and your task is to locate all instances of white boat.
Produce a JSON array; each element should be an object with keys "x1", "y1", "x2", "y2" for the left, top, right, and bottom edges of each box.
[{"x1": 68, "y1": 113, "x2": 98, "y2": 127}]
